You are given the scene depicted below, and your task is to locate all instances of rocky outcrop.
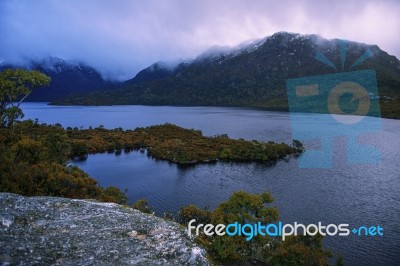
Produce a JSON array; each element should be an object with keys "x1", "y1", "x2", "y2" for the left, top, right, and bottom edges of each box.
[{"x1": 0, "y1": 193, "x2": 209, "y2": 265}]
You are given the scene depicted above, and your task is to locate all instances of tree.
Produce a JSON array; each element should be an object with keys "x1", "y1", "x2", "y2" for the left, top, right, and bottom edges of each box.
[
  {"x1": 178, "y1": 204, "x2": 211, "y2": 224},
  {"x1": 292, "y1": 139, "x2": 304, "y2": 151},
  {"x1": 207, "y1": 191, "x2": 279, "y2": 262},
  {"x1": 0, "y1": 68, "x2": 50, "y2": 128},
  {"x1": 132, "y1": 198, "x2": 153, "y2": 214}
]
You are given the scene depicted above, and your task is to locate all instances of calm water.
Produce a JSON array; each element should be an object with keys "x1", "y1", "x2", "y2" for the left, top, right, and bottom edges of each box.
[{"x1": 22, "y1": 103, "x2": 400, "y2": 266}]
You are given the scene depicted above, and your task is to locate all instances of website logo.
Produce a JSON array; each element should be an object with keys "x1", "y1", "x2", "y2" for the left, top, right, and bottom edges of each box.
[
  {"x1": 286, "y1": 40, "x2": 381, "y2": 168},
  {"x1": 188, "y1": 219, "x2": 384, "y2": 241}
]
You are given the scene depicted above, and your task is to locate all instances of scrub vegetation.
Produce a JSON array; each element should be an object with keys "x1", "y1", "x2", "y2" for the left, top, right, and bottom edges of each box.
[
  {"x1": 177, "y1": 191, "x2": 337, "y2": 265},
  {"x1": 67, "y1": 123, "x2": 303, "y2": 164},
  {"x1": 0, "y1": 120, "x2": 301, "y2": 201}
]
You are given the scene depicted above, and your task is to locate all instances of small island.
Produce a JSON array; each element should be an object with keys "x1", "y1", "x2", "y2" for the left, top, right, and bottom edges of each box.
[{"x1": 66, "y1": 123, "x2": 303, "y2": 164}]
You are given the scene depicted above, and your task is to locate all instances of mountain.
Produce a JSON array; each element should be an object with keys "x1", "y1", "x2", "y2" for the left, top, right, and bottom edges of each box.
[
  {"x1": 58, "y1": 32, "x2": 400, "y2": 118},
  {"x1": 0, "y1": 57, "x2": 120, "y2": 101}
]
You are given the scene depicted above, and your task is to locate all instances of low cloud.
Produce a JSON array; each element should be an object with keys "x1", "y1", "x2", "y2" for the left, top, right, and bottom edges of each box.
[{"x1": 1, "y1": 0, "x2": 399, "y2": 80}]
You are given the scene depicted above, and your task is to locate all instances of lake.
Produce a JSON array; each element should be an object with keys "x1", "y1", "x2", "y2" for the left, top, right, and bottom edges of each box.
[{"x1": 21, "y1": 103, "x2": 400, "y2": 266}]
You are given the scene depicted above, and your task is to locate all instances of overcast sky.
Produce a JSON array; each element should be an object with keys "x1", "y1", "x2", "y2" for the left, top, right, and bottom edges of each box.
[{"x1": 1, "y1": 0, "x2": 399, "y2": 80}]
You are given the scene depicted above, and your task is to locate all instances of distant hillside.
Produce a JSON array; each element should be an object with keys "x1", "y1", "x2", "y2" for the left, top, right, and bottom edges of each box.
[
  {"x1": 0, "y1": 57, "x2": 120, "y2": 101},
  {"x1": 58, "y1": 32, "x2": 400, "y2": 118}
]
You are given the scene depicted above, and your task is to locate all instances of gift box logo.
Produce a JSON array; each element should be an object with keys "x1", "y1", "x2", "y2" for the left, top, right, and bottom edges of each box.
[{"x1": 286, "y1": 40, "x2": 381, "y2": 168}]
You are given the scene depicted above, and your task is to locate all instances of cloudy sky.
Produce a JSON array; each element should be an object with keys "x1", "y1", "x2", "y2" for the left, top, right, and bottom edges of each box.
[{"x1": 1, "y1": 0, "x2": 399, "y2": 80}]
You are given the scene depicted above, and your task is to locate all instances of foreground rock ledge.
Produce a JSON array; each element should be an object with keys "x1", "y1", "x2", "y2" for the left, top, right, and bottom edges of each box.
[{"x1": 0, "y1": 193, "x2": 209, "y2": 265}]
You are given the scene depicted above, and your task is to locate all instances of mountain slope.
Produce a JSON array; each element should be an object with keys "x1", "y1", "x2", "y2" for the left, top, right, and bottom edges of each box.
[
  {"x1": 57, "y1": 32, "x2": 400, "y2": 118},
  {"x1": 0, "y1": 57, "x2": 120, "y2": 101}
]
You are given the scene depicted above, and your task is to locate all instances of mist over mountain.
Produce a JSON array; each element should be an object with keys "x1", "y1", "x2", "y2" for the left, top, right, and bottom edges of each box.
[
  {"x1": 0, "y1": 57, "x2": 120, "y2": 102},
  {"x1": 56, "y1": 32, "x2": 400, "y2": 118}
]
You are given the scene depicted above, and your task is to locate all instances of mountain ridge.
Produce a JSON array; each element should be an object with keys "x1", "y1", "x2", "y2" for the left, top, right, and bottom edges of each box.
[
  {"x1": 0, "y1": 57, "x2": 121, "y2": 101},
  {"x1": 57, "y1": 32, "x2": 400, "y2": 117},
  {"x1": 4, "y1": 32, "x2": 400, "y2": 118}
]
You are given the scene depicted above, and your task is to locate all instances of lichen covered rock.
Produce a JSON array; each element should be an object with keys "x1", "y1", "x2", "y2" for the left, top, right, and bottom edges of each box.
[{"x1": 0, "y1": 193, "x2": 209, "y2": 265}]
